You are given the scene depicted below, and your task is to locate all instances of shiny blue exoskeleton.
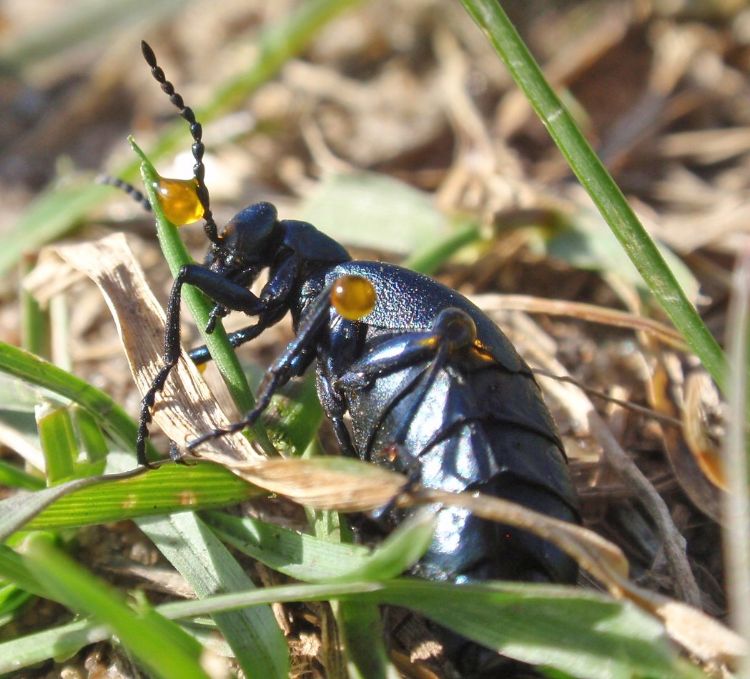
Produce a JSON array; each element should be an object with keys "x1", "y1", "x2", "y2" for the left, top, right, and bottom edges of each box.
[{"x1": 172, "y1": 207, "x2": 580, "y2": 586}]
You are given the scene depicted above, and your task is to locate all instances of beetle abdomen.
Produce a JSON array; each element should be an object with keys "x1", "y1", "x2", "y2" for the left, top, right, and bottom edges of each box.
[{"x1": 343, "y1": 335, "x2": 580, "y2": 584}]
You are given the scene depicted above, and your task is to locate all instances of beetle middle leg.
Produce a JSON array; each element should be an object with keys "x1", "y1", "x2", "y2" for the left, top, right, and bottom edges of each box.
[
  {"x1": 336, "y1": 307, "x2": 477, "y2": 462},
  {"x1": 335, "y1": 308, "x2": 480, "y2": 510},
  {"x1": 186, "y1": 281, "x2": 338, "y2": 450}
]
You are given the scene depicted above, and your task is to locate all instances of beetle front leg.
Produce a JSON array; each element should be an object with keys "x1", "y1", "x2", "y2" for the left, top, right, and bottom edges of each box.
[{"x1": 136, "y1": 263, "x2": 267, "y2": 465}]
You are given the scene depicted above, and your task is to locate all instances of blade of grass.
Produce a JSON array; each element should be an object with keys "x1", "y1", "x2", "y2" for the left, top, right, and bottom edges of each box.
[
  {"x1": 0, "y1": 617, "x2": 107, "y2": 673},
  {"x1": 266, "y1": 373, "x2": 323, "y2": 457},
  {"x1": 20, "y1": 256, "x2": 50, "y2": 360},
  {"x1": 97, "y1": 450, "x2": 287, "y2": 679},
  {"x1": 0, "y1": 183, "x2": 109, "y2": 280},
  {"x1": 23, "y1": 460, "x2": 262, "y2": 531},
  {"x1": 0, "y1": 0, "x2": 190, "y2": 72},
  {"x1": 0, "y1": 572, "x2": 705, "y2": 678},
  {"x1": 154, "y1": 580, "x2": 700, "y2": 679},
  {"x1": 723, "y1": 246, "x2": 750, "y2": 677},
  {"x1": 0, "y1": 544, "x2": 49, "y2": 600},
  {"x1": 73, "y1": 406, "x2": 109, "y2": 466},
  {"x1": 35, "y1": 405, "x2": 77, "y2": 484},
  {"x1": 0, "y1": 0, "x2": 364, "y2": 277},
  {"x1": 0, "y1": 342, "x2": 149, "y2": 458},
  {"x1": 0, "y1": 460, "x2": 45, "y2": 491},
  {"x1": 337, "y1": 600, "x2": 395, "y2": 679},
  {"x1": 205, "y1": 509, "x2": 435, "y2": 583},
  {"x1": 21, "y1": 533, "x2": 210, "y2": 679},
  {"x1": 301, "y1": 435, "x2": 399, "y2": 679},
  {"x1": 204, "y1": 510, "x2": 372, "y2": 580},
  {"x1": 137, "y1": 513, "x2": 288, "y2": 679},
  {"x1": 0, "y1": 468, "x2": 145, "y2": 540},
  {"x1": 0, "y1": 585, "x2": 33, "y2": 624},
  {"x1": 404, "y1": 218, "x2": 481, "y2": 275},
  {"x1": 460, "y1": 0, "x2": 726, "y2": 392}
]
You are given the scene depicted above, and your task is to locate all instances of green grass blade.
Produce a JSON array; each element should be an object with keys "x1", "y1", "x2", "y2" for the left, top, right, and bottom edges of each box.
[
  {"x1": 460, "y1": 0, "x2": 726, "y2": 391},
  {"x1": 204, "y1": 511, "x2": 372, "y2": 580},
  {"x1": 204, "y1": 509, "x2": 435, "y2": 583},
  {"x1": 138, "y1": 513, "x2": 288, "y2": 679},
  {"x1": 0, "y1": 342, "x2": 147, "y2": 458},
  {"x1": 0, "y1": 460, "x2": 44, "y2": 491},
  {"x1": 0, "y1": 545, "x2": 48, "y2": 600},
  {"x1": 0, "y1": 473, "x2": 131, "y2": 541},
  {"x1": 0, "y1": 0, "x2": 190, "y2": 72},
  {"x1": 36, "y1": 405, "x2": 77, "y2": 483},
  {"x1": 0, "y1": 184, "x2": 109, "y2": 278},
  {"x1": 0, "y1": 585, "x2": 33, "y2": 624},
  {"x1": 266, "y1": 373, "x2": 324, "y2": 457},
  {"x1": 20, "y1": 256, "x2": 50, "y2": 359},
  {"x1": 22, "y1": 460, "x2": 263, "y2": 531},
  {"x1": 0, "y1": 618, "x2": 106, "y2": 674},
  {"x1": 404, "y1": 218, "x2": 481, "y2": 275},
  {"x1": 337, "y1": 599, "x2": 396, "y2": 679},
  {"x1": 153, "y1": 580, "x2": 700, "y2": 679},
  {"x1": 22, "y1": 533, "x2": 209, "y2": 679},
  {"x1": 0, "y1": 575, "x2": 700, "y2": 679},
  {"x1": 303, "y1": 438, "x2": 397, "y2": 679},
  {"x1": 73, "y1": 406, "x2": 109, "y2": 465}
]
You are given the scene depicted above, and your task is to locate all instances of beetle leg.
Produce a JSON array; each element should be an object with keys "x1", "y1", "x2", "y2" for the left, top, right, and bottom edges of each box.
[
  {"x1": 175, "y1": 264, "x2": 265, "y2": 315},
  {"x1": 317, "y1": 369, "x2": 357, "y2": 457},
  {"x1": 205, "y1": 304, "x2": 228, "y2": 334},
  {"x1": 187, "y1": 280, "x2": 336, "y2": 449},
  {"x1": 136, "y1": 263, "x2": 267, "y2": 465},
  {"x1": 189, "y1": 256, "x2": 302, "y2": 365},
  {"x1": 257, "y1": 254, "x2": 302, "y2": 308},
  {"x1": 188, "y1": 305, "x2": 287, "y2": 365},
  {"x1": 339, "y1": 308, "x2": 476, "y2": 475}
]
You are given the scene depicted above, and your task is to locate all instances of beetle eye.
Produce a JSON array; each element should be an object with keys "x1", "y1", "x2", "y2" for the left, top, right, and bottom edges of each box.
[
  {"x1": 330, "y1": 275, "x2": 376, "y2": 320},
  {"x1": 152, "y1": 175, "x2": 204, "y2": 225}
]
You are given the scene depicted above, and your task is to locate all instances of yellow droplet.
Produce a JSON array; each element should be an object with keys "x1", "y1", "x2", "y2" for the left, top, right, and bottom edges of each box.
[
  {"x1": 330, "y1": 275, "x2": 376, "y2": 320},
  {"x1": 152, "y1": 176, "x2": 204, "y2": 225}
]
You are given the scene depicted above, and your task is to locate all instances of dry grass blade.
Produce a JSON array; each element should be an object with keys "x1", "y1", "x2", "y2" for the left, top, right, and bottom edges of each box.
[
  {"x1": 472, "y1": 293, "x2": 688, "y2": 351},
  {"x1": 722, "y1": 244, "x2": 750, "y2": 675},
  {"x1": 232, "y1": 458, "x2": 405, "y2": 512},
  {"x1": 516, "y1": 315, "x2": 703, "y2": 606},
  {"x1": 648, "y1": 363, "x2": 725, "y2": 522},
  {"x1": 48, "y1": 234, "x2": 261, "y2": 465},
  {"x1": 407, "y1": 487, "x2": 628, "y2": 581},
  {"x1": 403, "y1": 487, "x2": 745, "y2": 665}
]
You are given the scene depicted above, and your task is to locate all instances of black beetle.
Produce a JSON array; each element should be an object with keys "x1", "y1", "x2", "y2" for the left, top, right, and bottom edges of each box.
[{"x1": 121, "y1": 41, "x2": 580, "y2": 675}]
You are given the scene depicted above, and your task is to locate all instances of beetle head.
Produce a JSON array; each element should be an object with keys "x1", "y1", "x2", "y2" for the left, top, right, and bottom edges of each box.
[{"x1": 208, "y1": 201, "x2": 280, "y2": 273}]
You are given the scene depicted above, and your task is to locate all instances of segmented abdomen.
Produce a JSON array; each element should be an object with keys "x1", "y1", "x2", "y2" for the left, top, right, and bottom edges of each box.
[{"x1": 344, "y1": 334, "x2": 580, "y2": 583}]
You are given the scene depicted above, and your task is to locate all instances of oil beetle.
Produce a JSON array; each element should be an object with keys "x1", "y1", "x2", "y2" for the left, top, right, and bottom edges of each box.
[{"x1": 115, "y1": 41, "x2": 580, "y2": 675}]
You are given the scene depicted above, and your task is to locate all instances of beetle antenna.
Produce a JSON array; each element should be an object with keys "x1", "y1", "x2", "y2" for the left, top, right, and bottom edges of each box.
[
  {"x1": 97, "y1": 175, "x2": 152, "y2": 212},
  {"x1": 140, "y1": 40, "x2": 221, "y2": 246}
]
